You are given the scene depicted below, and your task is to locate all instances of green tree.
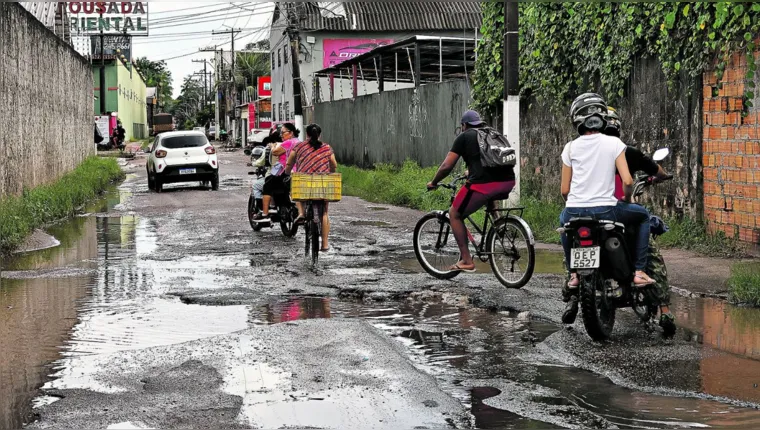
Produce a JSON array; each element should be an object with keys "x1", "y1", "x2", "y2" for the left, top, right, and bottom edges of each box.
[
  {"x1": 135, "y1": 57, "x2": 174, "y2": 110},
  {"x1": 235, "y1": 50, "x2": 270, "y2": 98}
]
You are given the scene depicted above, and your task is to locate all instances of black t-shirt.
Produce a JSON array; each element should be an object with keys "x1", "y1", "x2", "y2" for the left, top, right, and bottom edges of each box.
[
  {"x1": 451, "y1": 129, "x2": 515, "y2": 184},
  {"x1": 624, "y1": 146, "x2": 659, "y2": 176}
]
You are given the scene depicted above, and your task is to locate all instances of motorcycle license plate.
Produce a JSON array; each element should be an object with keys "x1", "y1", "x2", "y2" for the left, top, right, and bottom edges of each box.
[
  {"x1": 570, "y1": 247, "x2": 600, "y2": 269},
  {"x1": 179, "y1": 168, "x2": 196, "y2": 175}
]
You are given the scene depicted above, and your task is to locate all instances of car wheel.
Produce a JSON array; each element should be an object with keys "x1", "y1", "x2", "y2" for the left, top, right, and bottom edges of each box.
[
  {"x1": 155, "y1": 176, "x2": 163, "y2": 193},
  {"x1": 211, "y1": 173, "x2": 219, "y2": 191},
  {"x1": 147, "y1": 171, "x2": 154, "y2": 191}
]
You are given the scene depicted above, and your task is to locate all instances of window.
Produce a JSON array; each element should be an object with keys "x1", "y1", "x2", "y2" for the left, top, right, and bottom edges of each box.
[
  {"x1": 161, "y1": 135, "x2": 208, "y2": 149},
  {"x1": 273, "y1": 105, "x2": 277, "y2": 122},
  {"x1": 284, "y1": 102, "x2": 289, "y2": 121},
  {"x1": 271, "y1": 52, "x2": 276, "y2": 69},
  {"x1": 278, "y1": 49, "x2": 281, "y2": 68},
  {"x1": 284, "y1": 46, "x2": 288, "y2": 64},
  {"x1": 278, "y1": 104, "x2": 282, "y2": 123}
]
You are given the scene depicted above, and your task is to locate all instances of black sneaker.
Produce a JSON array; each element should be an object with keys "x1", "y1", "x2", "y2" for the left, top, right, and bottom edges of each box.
[
  {"x1": 562, "y1": 296, "x2": 579, "y2": 325},
  {"x1": 659, "y1": 312, "x2": 676, "y2": 338}
]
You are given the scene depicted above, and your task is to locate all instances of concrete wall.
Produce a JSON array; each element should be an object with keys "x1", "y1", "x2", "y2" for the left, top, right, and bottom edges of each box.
[
  {"x1": 520, "y1": 57, "x2": 703, "y2": 219},
  {"x1": 314, "y1": 80, "x2": 471, "y2": 168},
  {"x1": 0, "y1": 2, "x2": 93, "y2": 198},
  {"x1": 702, "y1": 43, "x2": 760, "y2": 245}
]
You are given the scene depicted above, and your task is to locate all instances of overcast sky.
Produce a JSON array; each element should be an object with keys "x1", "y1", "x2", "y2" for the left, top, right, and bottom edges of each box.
[{"x1": 131, "y1": 2, "x2": 274, "y2": 98}]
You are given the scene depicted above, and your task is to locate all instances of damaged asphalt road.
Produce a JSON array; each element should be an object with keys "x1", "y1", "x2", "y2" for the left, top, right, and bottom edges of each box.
[{"x1": 18, "y1": 152, "x2": 760, "y2": 428}]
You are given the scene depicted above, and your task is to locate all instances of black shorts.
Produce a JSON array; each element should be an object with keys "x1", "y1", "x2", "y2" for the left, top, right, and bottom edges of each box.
[{"x1": 263, "y1": 175, "x2": 289, "y2": 196}]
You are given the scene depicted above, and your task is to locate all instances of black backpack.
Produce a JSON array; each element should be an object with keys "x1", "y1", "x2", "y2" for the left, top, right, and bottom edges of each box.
[{"x1": 474, "y1": 127, "x2": 516, "y2": 168}]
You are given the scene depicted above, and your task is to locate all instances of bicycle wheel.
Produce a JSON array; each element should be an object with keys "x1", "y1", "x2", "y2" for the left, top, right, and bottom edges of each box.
[
  {"x1": 311, "y1": 202, "x2": 322, "y2": 266},
  {"x1": 487, "y1": 217, "x2": 535, "y2": 289},
  {"x1": 413, "y1": 213, "x2": 460, "y2": 280}
]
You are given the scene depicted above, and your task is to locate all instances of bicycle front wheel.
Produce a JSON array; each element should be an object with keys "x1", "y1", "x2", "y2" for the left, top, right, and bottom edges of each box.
[
  {"x1": 487, "y1": 217, "x2": 535, "y2": 289},
  {"x1": 413, "y1": 213, "x2": 460, "y2": 280}
]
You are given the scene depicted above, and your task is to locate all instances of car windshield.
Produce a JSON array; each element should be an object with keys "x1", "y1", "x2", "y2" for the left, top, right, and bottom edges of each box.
[{"x1": 162, "y1": 135, "x2": 207, "y2": 149}]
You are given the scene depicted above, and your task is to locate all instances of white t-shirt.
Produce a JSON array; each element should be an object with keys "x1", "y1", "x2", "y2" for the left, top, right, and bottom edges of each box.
[{"x1": 561, "y1": 133, "x2": 626, "y2": 208}]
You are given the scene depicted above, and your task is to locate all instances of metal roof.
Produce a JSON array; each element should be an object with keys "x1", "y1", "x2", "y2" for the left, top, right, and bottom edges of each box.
[
  {"x1": 276, "y1": 1, "x2": 481, "y2": 32},
  {"x1": 314, "y1": 35, "x2": 477, "y2": 85},
  {"x1": 20, "y1": 2, "x2": 57, "y2": 28}
]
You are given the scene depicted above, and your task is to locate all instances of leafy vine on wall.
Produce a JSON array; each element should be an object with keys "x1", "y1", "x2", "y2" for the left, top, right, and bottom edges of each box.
[{"x1": 472, "y1": 2, "x2": 760, "y2": 117}]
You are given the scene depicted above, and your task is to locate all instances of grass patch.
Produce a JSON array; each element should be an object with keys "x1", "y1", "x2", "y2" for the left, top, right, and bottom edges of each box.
[
  {"x1": 728, "y1": 262, "x2": 760, "y2": 307},
  {"x1": 657, "y1": 216, "x2": 741, "y2": 257},
  {"x1": 338, "y1": 161, "x2": 563, "y2": 243},
  {"x1": 0, "y1": 157, "x2": 124, "y2": 255}
]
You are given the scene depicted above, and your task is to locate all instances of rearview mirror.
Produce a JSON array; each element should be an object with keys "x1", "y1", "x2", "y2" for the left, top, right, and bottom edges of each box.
[{"x1": 653, "y1": 148, "x2": 670, "y2": 162}]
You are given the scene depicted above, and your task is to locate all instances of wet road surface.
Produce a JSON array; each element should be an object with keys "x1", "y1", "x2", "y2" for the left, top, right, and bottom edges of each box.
[{"x1": 2, "y1": 151, "x2": 760, "y2": 428}]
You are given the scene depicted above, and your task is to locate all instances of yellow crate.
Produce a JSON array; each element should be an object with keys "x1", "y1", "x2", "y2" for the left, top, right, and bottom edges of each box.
[{"x1": 291, "y1": 173, "x2": 342, "y2": 202}]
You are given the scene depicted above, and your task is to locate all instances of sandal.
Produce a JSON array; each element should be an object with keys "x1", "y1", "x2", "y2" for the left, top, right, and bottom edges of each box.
[
  {"x1": 450, "y1": 263, "x2": 476, "y2": 273},
  {"x1": 320, "y1": 248, "x2": 330, "y2": 252},
  {"x1": 633, "y1": 272, "x2": 656, "y2": 287},
  {"x1": 295, "y1": 216, "x2": 305, "y2": 226}
]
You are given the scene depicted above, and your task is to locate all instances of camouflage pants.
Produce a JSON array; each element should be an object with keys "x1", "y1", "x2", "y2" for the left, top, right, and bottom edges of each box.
[{"x1": 562, "y1": 238, "x2": 670, "y2": 306}]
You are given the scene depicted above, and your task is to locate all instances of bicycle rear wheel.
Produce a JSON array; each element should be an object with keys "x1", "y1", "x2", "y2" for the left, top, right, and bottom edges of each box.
[
  {"x1": 413, "y1": 213, "x2": 460, "y2": 280},
  {"x1": 311, "y1": 202, "x2": 322, "y2": 266},
  {"x1": 487, "y1": 217, "x2": 535, "y2": 289}
]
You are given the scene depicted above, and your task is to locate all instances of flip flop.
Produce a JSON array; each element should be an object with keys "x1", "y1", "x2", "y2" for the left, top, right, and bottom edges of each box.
[
  {"x1": 633, "y1": 273, "x2": 656, "y2": 287},
  {"x1": 320, "y1": 248, "x2": 330, "y2": 252},
  {"x1": 450, "y1": 263, "x2": 476, "y2": 273}
]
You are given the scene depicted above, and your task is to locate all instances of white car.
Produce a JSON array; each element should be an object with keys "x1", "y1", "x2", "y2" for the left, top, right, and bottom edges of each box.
[
  {"x1": 247, "y1": 128, "x2": 269, "y2": 144},
  {"x1": 146, "y1": 131, "x2": 219, "y2": 192},
  {"x1": 193, "y1": 126, "x2": 205, "y2": 133}
]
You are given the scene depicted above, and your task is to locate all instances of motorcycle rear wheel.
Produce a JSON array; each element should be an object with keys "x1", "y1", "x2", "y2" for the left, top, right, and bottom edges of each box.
[
  {"x1": 280, "y1": 205, "x2": 298, "y2": 237},
  {"x1": 248, "y1": 196, "x2": 263, "y2": 232},
  {"x1": 579, "y1": 272, "x2": 616, "y2": 342}
]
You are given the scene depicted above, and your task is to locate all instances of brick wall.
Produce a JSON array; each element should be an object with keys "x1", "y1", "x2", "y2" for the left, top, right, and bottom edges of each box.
[{"x1": 702, "y1": 42, "x2": 760, "y2": 245}]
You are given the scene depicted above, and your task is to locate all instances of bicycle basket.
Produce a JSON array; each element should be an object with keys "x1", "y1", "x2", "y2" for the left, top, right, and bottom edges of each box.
[{"x1": 291, "y1": 173, "x2": 342, "y2": 202}]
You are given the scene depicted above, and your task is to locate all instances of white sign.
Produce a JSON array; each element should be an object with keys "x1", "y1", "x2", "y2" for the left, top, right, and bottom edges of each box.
[
  {"x1": 95, "y1": 115, "x2": 110, "y2": 144},
  {"x1": 65, "y1": 2, "x2": 149, "y2": 36}
]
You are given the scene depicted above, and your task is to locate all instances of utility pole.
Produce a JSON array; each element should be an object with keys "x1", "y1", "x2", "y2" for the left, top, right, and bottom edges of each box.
[
  {"x1": 200, "y1": 47, "x2": 223, "y2": 137},
  {"x1": 99, "y1": 13, "x2": 106, "y2": 115},
  {"x1": 503, "y1": 0, "x2": 520, "y2": 204},
  {"x1": 212, "y1": 28, "x2": 242, "y2": 143},
  {"x1": 285, "y1": 5, "x2": 303, "y2": 133},
  {"x1": 192, "y1": 59, "x2": 209, "y2": 107}
]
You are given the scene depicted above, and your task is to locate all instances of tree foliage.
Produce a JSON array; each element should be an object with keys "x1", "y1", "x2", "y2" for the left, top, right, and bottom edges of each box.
[
  {"x1": 135, "y1": 57, "x2": 174, "y2": 109},
  {"x1": 472, "y1": 2, "x2": 760, "y2": 116}
]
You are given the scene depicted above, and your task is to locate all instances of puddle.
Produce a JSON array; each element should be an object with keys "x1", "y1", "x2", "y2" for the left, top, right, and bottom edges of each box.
[
  {"x1": 251, "y1": 295, "x2": 760, "y2": 428},
  {"x1": 348, "y1": 220, "x2": 394, "y2": 228},
  {"x1": 396, "y1": 249, "x2": 566, "y2": 275},
  {"x1": 0, "y1": 190, "x2": 251, "y2": 428}
]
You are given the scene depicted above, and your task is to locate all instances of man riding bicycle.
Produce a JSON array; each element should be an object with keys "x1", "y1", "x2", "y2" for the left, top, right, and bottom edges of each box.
[{"x1": 427, "y1": 110, "x2": 516, "y2": 273}]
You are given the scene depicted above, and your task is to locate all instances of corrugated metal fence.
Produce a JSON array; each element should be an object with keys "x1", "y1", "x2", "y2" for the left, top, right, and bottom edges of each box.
[{"x1": 314, "y1": 80, "x2": 471, "y2": 168}]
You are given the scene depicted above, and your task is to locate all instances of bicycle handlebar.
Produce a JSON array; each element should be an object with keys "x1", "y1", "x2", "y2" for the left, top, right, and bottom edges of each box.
[{"x1": 427, "y1": 175, "x2": 467, "y2": 192}]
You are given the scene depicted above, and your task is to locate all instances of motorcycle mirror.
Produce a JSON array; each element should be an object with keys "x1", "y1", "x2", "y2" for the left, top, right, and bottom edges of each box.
[
  {"x1": 244, "y1": 149, "x2": 252, "y2": 156},
  {"x1": 653, "y1": 148, "x2": 670, "y2": 162}
]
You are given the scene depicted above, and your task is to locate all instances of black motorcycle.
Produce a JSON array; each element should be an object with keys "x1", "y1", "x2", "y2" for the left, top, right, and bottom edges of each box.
[
  {"x1": 245, "y1": 146, "x2": 298, "y2": 237},
  {"x1": 559, "y1": 148, "x2": 674, "y2": 341}
]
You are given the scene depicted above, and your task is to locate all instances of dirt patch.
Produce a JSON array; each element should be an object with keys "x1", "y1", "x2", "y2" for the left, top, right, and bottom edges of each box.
[{"x1": 13, "y1": 230, "x2": 60, "y2": 254}]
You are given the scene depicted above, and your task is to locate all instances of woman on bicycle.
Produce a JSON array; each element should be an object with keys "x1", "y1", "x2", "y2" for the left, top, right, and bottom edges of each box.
[
  {"x1": 284, "y1": 123, "x2": 338, "y2": 251},
  {"x1": 252, "y1": 123, "x2": 299, "y2": 225}
]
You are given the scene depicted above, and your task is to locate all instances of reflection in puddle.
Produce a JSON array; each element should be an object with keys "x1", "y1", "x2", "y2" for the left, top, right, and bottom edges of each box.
[
  {"x1": 672, "y1": 294, "x2": 760, "y2": 405},
  {"x1": 254, "y1": 295, "x2": 760, "y2": 428}
]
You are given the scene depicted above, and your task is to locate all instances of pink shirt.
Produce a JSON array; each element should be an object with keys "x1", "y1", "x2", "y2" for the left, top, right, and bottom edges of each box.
[{"x1": 278, "y1": 138, "x2": 299, "y2": 166}]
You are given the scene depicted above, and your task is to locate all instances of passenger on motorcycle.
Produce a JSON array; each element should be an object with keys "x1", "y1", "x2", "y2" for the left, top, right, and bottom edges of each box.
[
  {"x1": 560, "y1": 93, "x2": 656, "y2": 324},
  {"x1": 252, "y1": 123, "x2": 300, "y2": 225},
  {"x1": 283, "y1": 123, "x2": 338, "y2": 251},
  {"x1": 426, "y1": 110, "x2": 516, "y2": 273},
  {"x1": 247, "y1": 127, "x2": 281, "y2": 210},
  {"x1": 605, "y1": 107, "x2": 675, "y2": 329}
]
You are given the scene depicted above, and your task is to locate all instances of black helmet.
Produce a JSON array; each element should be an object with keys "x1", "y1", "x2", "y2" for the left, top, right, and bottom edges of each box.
[
  {"x1": 570, "y1": 93, "x2": 608, "y2": 134},
  {"x1": 604, "y1": 107, "x2": 621, "y2": 137}
]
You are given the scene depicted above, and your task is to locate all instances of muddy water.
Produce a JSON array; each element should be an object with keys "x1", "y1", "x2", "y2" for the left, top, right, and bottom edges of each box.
[
  {"x1": 0, "y1": 189, "x2": 251, "y2": 428},
  {"x1": 254, "y1": 295, "x2": 760, "y2": 428}
]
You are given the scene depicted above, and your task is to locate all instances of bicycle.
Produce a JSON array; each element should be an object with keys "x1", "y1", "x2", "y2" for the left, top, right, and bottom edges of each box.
[
  {"x1": 303, "y1": 199, "x2": 325, "y2": 266},
  {"x1": 413, "y1": 175, "x2": 536, "y2": 288}
]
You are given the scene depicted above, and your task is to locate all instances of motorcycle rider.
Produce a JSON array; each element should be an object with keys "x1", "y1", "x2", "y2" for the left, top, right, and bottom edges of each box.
[
  {"x1": 606, "y1": 107, "x2": 675, "y2": 330},
  {"x1": 559, "y1": 93, "x2": 656, "y2": 322},
  {"x1": 247, "y1": 127, "x2": 281, "y2": 219}
]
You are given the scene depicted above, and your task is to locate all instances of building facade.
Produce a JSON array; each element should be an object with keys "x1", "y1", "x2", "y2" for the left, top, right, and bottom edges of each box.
[
  {"x1": 93, "y1": 59, "x2": 148, "y2": 140},
  {"x1": 269, "y1": 1, "x2": 481, "y2": 124}
]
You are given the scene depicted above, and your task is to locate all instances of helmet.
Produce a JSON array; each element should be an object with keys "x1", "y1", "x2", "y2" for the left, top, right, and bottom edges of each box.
[
  {"x1": 570, "y1": 93, "x2": 608, "y2": 134},
  {"x1": 604, "y1": 107, "x2": 621, "y2": 137},
  {"x1": 251, "y1": 146, "x2": 265, "y2": 160}
]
